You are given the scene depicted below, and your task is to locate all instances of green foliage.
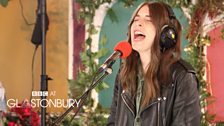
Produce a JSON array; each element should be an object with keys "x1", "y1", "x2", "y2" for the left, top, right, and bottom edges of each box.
[
  {"x1": 68, "y1": 35, "x2": 109, "y2": 98},
  {"x1": 185, "y1": 32, "x2": 224, "y2": 125},
  {"x1": 107, "y1": 8, "x2": 119, "y2": 23},
  {"x1": 67, "y1": 1, "x2": 114, "y2": 125},
  {"x1": 185, "y1": 35, "x2": 212, "y2": 125},
  {"x1": 0, "y1": 0, "x2": 8, "y2": 7},
  {"x1": 118, "y1": 0, "x2": 139, "y2": 7},
  {"x1": 76, "y1": 0, "x2": 112, "y2": 24},
  {"x1": 184, "y1": 0, "x2": 224, "y2": 125},
  {"x1": 157, "y1": 0, "x2": 192, "y2": 7},
  {"x1": 67, "y1": 34, "x2": 110, "y2": 126}
]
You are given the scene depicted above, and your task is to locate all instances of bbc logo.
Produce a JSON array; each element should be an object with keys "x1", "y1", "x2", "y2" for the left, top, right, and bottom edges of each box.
[{"x1": 32, "y1": 91, "x2": 48, "y2": 96}]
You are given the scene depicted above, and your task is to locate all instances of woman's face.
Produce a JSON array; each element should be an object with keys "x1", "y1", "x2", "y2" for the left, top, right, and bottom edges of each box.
[{"x1": 131, "y1": 5, "x2": 156, "y2": 54}]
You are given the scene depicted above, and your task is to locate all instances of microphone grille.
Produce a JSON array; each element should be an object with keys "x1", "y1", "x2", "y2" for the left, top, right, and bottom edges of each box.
[{"x1": 114, "y1": 41, "x2": 132, "y2": 58}]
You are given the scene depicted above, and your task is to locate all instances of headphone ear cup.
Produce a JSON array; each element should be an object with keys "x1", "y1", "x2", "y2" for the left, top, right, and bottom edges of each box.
[{"x1": 160, "y1": 25, "x2": 177, "y2": 52}]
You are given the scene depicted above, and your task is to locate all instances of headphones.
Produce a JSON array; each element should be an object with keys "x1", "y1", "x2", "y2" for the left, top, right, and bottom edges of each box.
[{"x1": 159, "y1": 4, "x2": 177, "y2": 52}]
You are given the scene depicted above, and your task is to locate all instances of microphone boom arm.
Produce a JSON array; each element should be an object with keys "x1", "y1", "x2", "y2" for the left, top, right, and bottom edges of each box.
[
  {"x1": 97, "y1": 50, "x2": 121, "y2": 74},
  {"x1": 50, "y1": 68, "x2": 113, "y2": 125}
]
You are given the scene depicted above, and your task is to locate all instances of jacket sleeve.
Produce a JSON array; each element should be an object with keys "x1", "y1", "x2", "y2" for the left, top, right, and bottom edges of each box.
[
  {"x1": 171, "y1": 72, "x2": 201, "y2": 126},
  {"x1": 106, "y1": 74, "x2": 120, "y2": 126}
]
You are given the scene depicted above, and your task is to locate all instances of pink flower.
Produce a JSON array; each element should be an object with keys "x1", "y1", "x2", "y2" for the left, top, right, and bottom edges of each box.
[{"x1": 8, "y1": 122, "x2": 15, "y2": 126}]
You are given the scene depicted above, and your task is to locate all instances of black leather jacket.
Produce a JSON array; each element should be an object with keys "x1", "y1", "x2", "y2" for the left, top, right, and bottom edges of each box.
[{"x1": 107, "y1": 59, "x2": 201, "y2": 126}]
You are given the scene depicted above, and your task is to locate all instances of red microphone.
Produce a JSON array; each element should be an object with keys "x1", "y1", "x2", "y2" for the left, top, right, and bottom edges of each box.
[{"x1": 98, "y1": 41, "x2": 132, "y2": 73}]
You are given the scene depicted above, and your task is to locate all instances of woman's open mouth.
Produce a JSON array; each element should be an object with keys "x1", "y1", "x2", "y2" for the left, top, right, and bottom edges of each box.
[{"x1": 134, "y1": 31, "x2": 146, "y2": 41}]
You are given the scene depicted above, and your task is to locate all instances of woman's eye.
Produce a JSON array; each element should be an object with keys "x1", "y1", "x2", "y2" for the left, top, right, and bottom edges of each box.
[{"x1": 145, "y1": 18, "x2": 151, "y2": 22}]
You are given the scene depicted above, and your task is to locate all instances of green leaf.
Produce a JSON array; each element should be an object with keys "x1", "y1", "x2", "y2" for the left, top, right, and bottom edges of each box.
[
  {"x1": 80, "y1": 53, "x2": 88, "y2": 62},
  {"x1": 89, "y1": 27, "x2": 98, "y2": 35},
  {"x1": 85, "y1": 13, "x2": 94, "y2": 24},
  {"x1": 100, "y1": 35, "x2": 108, "y2": 46},
  {"x1": 95, "y1": 48, "x2": 109, "y2": 58},
  {"x1": 91, "y1": 52, "x2": 98, "y2": 58},
  {"x1": 107, "y1": 8, "x2": 119, "y2": 23},
  {"x1": 221, "y1": 28, "x2": 224, "y2": 33},
  {"x1": 86, "y1": 37, "x2": 92, "y2": 46},
  {"x1": 0, "y1": 0, "x2": 8, "y2": 7},
  {"x1": 207, "y1": 114, "x2": 216, "y2": 120},
  {"x1": 91, "y1": 27, "x2": 98, "y2": 34},
  {"x1": 95, "y1": 82, "x2": 109, "y2": 92},
  {"x1": 86, "y1": 48, "x2": 92, "y2": 57},
  {"x1": 184, "y1": 0, "x2": 190, "y2": 6}
]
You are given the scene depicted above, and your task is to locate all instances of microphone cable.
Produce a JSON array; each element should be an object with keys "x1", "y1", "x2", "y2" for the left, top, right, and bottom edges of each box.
[
  {"x1": 29, "y1": 45, "x2": 39, "y2": 103},
  {"x1": 19, "y1": 0, "x2": 35, "y2": 25}
]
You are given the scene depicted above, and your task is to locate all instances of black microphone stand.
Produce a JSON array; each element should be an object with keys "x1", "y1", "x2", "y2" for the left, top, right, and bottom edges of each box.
[
  {"x1": 50, "y1": 68, "x2": 113, "y2": 126},
  {"x1": 40, "y1": 0, "x2": 48, "y2": 125}
]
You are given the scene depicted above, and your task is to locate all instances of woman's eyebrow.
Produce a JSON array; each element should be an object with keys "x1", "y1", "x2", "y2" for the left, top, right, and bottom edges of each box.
[
  {"x1": 135, "y1": 15, "x2": 140, "y2": 18},
  {"x1": 135, "y1": 14, "x2": 150, "y2": 18}
]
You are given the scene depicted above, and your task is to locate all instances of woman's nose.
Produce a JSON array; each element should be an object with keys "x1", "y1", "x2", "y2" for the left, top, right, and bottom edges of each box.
[{"x1": 136, "y1": 20, "x2": 143, "y2": 27}]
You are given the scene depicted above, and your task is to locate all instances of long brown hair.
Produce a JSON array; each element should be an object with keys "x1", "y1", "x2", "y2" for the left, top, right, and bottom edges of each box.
[{"x1": 119, "y1": 2, "x2": 182, "y2": 108}]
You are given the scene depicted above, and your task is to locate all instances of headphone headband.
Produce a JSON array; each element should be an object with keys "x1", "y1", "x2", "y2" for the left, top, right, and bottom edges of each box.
[
  {"x1": 166, "y1": 4, "x2": 176, "y2": 20},
  {"x1": 159, "y1": 3, "x2": 177, "y2": 52}
]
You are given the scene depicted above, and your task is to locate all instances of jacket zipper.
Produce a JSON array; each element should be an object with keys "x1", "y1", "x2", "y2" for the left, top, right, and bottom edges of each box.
[
  {"x1": 157, "y1": 97, "x2": 161, "y2": 126},
  {"x1": 121, "y1": 92, "x2": 135, "y2": 116},
  {"x1": 139, "y1": 100, "x2": 159, "y2": 115},
  {"x1": 157, "y1": 97, "x2": 166, "y2": 126},
  {"x1": 122, "y1": 91, "x2": 166, "y2": 126}
]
